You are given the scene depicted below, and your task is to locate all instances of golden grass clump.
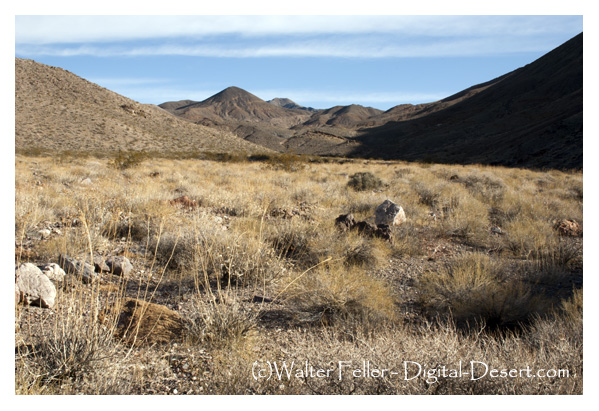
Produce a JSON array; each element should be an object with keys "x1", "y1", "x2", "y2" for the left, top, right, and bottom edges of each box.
[
  {"x1": 416, "y1": 253, "x2": 551, "y2": 330},
  {"x1": 281, "y1": 262, "x2": 397, "y2": 329}
]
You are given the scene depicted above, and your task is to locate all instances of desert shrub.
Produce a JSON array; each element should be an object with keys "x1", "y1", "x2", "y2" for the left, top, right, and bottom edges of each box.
[
  {"x1": 459, "y1": 173, "x2": 505, "y2": 205},
  {"x1": 111, "y1": 151, "x2": 146, "y2": 170},
  {"x1": 266, "y1": 153, "x2": 309, "y2": 172},
  {"x1": 412, "y1": 182, "x2": 441, "y2": 208},
  {"x1": 347, "y1": 200, "x2": 374, "y2": 216},
  {"x1": 560, "y1": 288, "x2": 583, "y2": 323},
  {"x1": 343, "y1": 238, "x2": 389, "y2": 268},
  {"x1": 16, "y1": 315, "x2": 116, "y2": 387},
  {"x1": 103, "y1": 216, "x2": 152, "y2": 242},
  {"x1": 416, "y1": 253, "x2": 551, "y2": 331},
  {"x1": 151, "y1": 227, "x2": 282, "y2": 286},
  {"x1": 441, "y1": 195, "x2": 489, "y2": 245},
  {"x1": 203, "y1": 151, "x2": 248, "y2": 163},
  {"x1": 488, "y1": 205, "x2": 521, "y2": 227},
  {"x1": 282, "y1": 264, "x2": 396, "y2": 330},
  {"x1": 270, "y1": 224, "x2": 320, "y2": 269},
  {"x1": 184, "y1": 297, "x2": 256, "y2": 349},
  {"x1": 347, "y1": 172, "x2": 384, "y2": 191},
  {"x1": 149, "y1": 231, "x2": 194, "y2": 271},
  {"x1": 502, "y1": 218, "x2": 577, "y2": 265}
]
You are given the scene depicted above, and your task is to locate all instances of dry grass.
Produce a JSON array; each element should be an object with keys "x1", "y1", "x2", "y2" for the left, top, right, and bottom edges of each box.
[{"x1": 15, "y1": 154, "x2": 582, "y2": 394}]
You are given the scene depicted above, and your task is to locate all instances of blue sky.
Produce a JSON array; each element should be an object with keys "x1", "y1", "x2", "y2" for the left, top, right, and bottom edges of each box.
[{"x1": 14, "y1": 15, "x2": 583, "y2": 110}]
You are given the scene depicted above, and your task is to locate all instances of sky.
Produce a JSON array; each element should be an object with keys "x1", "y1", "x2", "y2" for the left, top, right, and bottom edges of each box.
[{"x1": 14, "y1": 15, "x2": 583, "y2": 110}]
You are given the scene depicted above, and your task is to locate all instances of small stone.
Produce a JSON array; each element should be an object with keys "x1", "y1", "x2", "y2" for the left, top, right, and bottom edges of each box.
[
  {"x1": 93, "y1": 256, "x2": 110, "y2": 272},
  {"x1": 58, "y1": 254, "x2": 98, "y2": 284},
  {"x1": 106, "y1": 256, "x2": 133, "y2": 276}
]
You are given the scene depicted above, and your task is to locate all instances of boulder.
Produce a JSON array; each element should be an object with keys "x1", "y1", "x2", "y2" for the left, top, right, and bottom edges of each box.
[
  {"x1": 105, "y1": 256, "x2": 133, "y2": 276},
  {"x1": 39, "y1": 263, "x2": 66, "y2": 282},
  {"x1": 15, "y1": 263, "x2": 57, "y2": 308},
  {"x1": 92, "y1": 255, "x2": 110, "y2": 272},
  {"x1": 335, "y1": 213, "x2": 356, "y2": 232},
  {"x1": 58, "y1": 254, "x2": 98, "y2": 284},
  {"x1": 375, "y1": 200, "x2": 406, "y2": 226}
]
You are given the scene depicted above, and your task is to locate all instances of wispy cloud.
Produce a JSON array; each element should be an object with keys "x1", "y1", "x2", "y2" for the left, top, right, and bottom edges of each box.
[
  {"x1": 15, "y1": 35, "x2": 564, "y2": 59},
  {"x1": 15, "y1": 15, "x2": 581, "y2": 45}
]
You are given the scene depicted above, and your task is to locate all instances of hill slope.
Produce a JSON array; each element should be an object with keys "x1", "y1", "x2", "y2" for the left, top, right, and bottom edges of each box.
[
  {"x1": 354, "y1": 33, "x2": 583, "y2": 169},
  {"x1": 15, "y1": 60, "x2": 269, "y2": 155},
  {"x1": 160, "y1": 87, "x2": 311, "y2": 128}
]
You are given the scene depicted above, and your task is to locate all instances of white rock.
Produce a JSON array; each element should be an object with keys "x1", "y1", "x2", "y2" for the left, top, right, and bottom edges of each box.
[
  {"x1": 375, "y1": 199, "x2": 406, "y2": 226},
  {"x1": 15, "y1": 263, "x2": 57, "y2": 308},
  {"x1": 39, "y1": 263, "x2": 66, "y2": 282}
]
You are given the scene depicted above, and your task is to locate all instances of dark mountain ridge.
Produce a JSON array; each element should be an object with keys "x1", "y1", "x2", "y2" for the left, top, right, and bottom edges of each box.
[{"x1": 353, "y1": 32, "x2": 582, "y2": 169}]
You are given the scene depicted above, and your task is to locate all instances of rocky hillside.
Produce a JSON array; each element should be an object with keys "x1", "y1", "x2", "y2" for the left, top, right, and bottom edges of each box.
[
  {"x1": 15, "y1": 59, "x2": 269, "y2": 155},
  {"x1": 267, "y1": 97, "x2": 317, "y2": 112},
  {"x1": 159, "y1": 33, "x2": 582, "y2": 169},
  {"x1": 354, "y1": 33, "x2": 583, "y2": 169},
  {"x1": 160, "y1": 87, "x2": 312, "y2": 128}
]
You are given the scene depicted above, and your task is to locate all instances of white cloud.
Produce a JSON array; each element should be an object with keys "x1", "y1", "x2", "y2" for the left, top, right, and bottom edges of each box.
[
  {"x1": 15, "y1": 15, "x2": 582, "y2": 45},
  {"x1": 15, "y1": 35, "x2": 563, "y2": 59}
]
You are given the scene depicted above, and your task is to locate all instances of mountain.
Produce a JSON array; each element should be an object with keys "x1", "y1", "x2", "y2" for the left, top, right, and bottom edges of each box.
[
  {"x1": 301, "y1": 104, "x2": 384, "y2": 128},
  {"x1": 268, "y1": 98, "x2": 317, "y2": 112},
  {"x1": 354, "y1": 33, "x2": 583, "y2": 169},
  {"x1": 160, "y1": 87, "x2": 311, "y2": 128},
  {"x1": 15, "y1": 59, "x2": 269, "y2": 155},
  {"x1": 160, "y1": 33, "x2": 581, "y2": 169}
]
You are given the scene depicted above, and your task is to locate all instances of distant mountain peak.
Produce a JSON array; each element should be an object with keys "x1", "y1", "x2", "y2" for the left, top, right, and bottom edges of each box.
[
  {"x1": 206, "y1": 86, "x2": 263, "y2": 104},
  {"x1": 267, "y1": 97, "x2": 317, "y2": 112}
]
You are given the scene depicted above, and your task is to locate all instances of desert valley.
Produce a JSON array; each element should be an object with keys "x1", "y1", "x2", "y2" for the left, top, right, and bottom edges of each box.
[{"x1": 15, "y1": 32, "x2": 583, "y2": 395}]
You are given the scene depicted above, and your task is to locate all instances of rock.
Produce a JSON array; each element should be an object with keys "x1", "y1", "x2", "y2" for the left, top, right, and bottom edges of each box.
[
  {"x1": 375, "y1": 200, "x2": 406, "y2": 226},
  {"x1": 113, "y1": 299, "x2": 185, "y2": 346},
  {"x1": 335, "y1": 213, "x2": 393, "y2": 241},
  {"x1": 105, "y1": 256, "x2": 133, "y2": 276},
  {"x1": 58, "y1": 254, "x2": 98, "y2": 284},
  {"x1": 553, "y1": 219, "x2": 582, "y2": 237},
  {"x1": 37, "y1": 228, "x2": 51, "y2": 239},
  {"x1": 335, "y1": 213, "x2": 357, "y2": 232},
  {"x1": 39, "y1": 263, "x2": 66, "y2": 282},
  {"x1": 353, "y1": 220, "x2": 377, "y2": 236},
  {"x1": 93, "y1": 256, "x2": 110, "y2": 272},
  {"x1": 350, "y1": 221, "x2": 391, "y2": 241},
  {"x1": 80, "y1": 177, "x2": 93, "y2": 185},
  {"x1": 373, "y1": 224, "x2": 393, "y2": 242},
  {"x1": 15, "y1": 263, "x2": 57, "y2": 308},
  {"x1": 490, "y1": 226, "x2": 504, "y2": 235}
]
